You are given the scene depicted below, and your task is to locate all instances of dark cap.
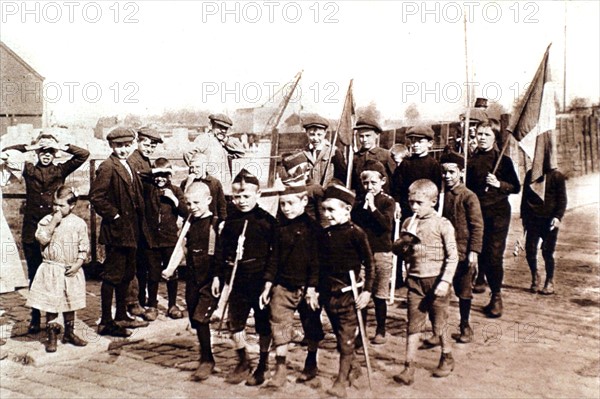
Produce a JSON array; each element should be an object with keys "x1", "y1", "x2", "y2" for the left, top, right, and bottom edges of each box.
[
  {"x1": 137, "y1": 127, "x2": 163, "y2": 143},
  {"x1": 460, "y1": 108, "x2": 488, "y2": 124},
  {"x1": 107, "y1": 127, "x2": 136, "y2": 143},
  {"x1": 406, "y1": 125, "x2": 434, "y2": 140},
  {"x1": 440, "y1": 150, "x2": 466, "y2": 170},
  {"x1": 282, "y1": 152, "x2": 308, "y2": 172},
  {"x1": 209, "y1": 113, "x2": 233, "y2": 129},
  {"x1": 233, "y1": 168, "x2": 259, "y2": 186},
  {"x1": 354, "y1": 116, "x2": 382, "y2": 133},
  {"x1": 280, "y1": 174, "x2": 308, "y2": 196},
  {"x1": 361, "y1": 160, "x2": 387, "y2": 177},
  {"x1": 324, "y1": 183, "x2": 356, "y2": 207},
  {"x1": 474, "y1": 97, "x2": 488, "y2": 109},
  {"x1": 302, "y1": 114, "x2": 329, "y2": 130}
]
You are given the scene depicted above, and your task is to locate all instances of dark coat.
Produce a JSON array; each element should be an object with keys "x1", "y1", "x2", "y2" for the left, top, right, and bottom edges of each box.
[
  {"x1": 89, "y1": 154, "x2": 151, "y2": 248},
  {"x1": 521, "y1": 169, "x2": 567, "y2": 223},
  {"x1": 3, "y1": 144, "x2": 89, "y2": 243},
  {"x1": 351, "y1": 191, "x2": 396, "y2": 253},
  {"x1": 352, "y1": 147, "x2": 396, "y2": 194},
  {"x1": 442, "y1": 184, "x2": 484, "y2": 261},
  {"x1": 145, "y1": 182, "x2": 187, "y2": 248}
]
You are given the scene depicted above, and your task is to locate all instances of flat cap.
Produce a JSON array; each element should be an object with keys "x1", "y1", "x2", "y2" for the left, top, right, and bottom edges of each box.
[
  {"x1": 137, "y1": 127, "x2": 163, "y2": 143},
  {"x1": 406, "y1": 125, "x2": 434, "y2": 140},
  {"x1": 324, "y1": 183, "x2": 356, "y2": 207},
  {"x1": 302, "y1": 114, "x2": 329, "y2": 130},
  {"x1": 460, "y1": 108, "x2": 488, "y2": 124},
  {"x1": 107, "y1": 127, "x2": 136, "y2": 143},
  {"x1": 361, "y1": 160, "x2": 387, "y2": 177},
  {"x1": 354, "y1": 116, "x2": 382, "y2": 133},
  {"x1": 233, "y1": 168, "x2": 259, "y2": 186},
  {"x1": 282, "y1": 152, "x2": 308, "y2": 172},
  {"x1": 209, "y1": 113, "x2": 233, "y2": 129},
  {"x1": 440, "y1": 150, "x2": 466, "y2": 170}
]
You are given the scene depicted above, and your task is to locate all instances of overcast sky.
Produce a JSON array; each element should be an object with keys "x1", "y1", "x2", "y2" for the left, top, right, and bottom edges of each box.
[{"x1": 2, "y1": 0, "x2": 599, "y2": 126}]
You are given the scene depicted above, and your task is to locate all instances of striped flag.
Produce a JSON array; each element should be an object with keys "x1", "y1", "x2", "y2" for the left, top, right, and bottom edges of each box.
[{"x1": 507, "y1": 44, "x2": 557, "y2": 201}]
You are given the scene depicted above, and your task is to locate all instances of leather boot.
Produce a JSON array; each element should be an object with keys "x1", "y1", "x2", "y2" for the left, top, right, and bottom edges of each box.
[
  {"x1": 393, "y1": 362, "x2": 415, "y2": 385},
  {"x1": 297, "y1": 352, "x2": 318, "y2": 382},
  {"x1": 433, "y1": 352, "x2": 455, "y2": 377},
  {"x1": 267, "y1": 357, "x2": 287, "y2": 388},
  {"x1": 530, "y1": 271, "x2": 540, "y2": 293},
  {"x1": 458, "y1": 322, "x2": 474, "y2": 344},
  {"x1": 540, "y1": 279, "x2": 555, "y2": 295},
  {"x1": 326, "y1": 354, "x2": 352, "y2": 398},
  {"x1": 486, "y1": 293, "x2": 503, "y2": 318},
  {"x1": 45, "y1": 323, "x2": 61, "y2": 353},
  {"x1": 62, "y1": 320, "x2": 87, "y2": 347}
]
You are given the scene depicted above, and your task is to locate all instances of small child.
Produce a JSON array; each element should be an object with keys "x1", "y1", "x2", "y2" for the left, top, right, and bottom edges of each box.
[
  {"x1": 521, "y1": 166, "x2": 567, "y2": 295},
  {"x1": 140, "y1": 158, "x2": 187, "y2": 321},
  {"x1": 26, "y1": 186, "x2": 89, "y2": 353},
  {"x1": 181, "y1": 152, "x2": 227, "y2": 223},
  {"x1": 216, "y1": 169, "x2": 276, "y2": 386},
  {"x1": 440, "y1": 152, "x2": 483, "y2": 344},
  {"x1": 259, "y1": 181, "x2": 324, "y2": 388},
  {"x1": 351, "y1": 160, "x2": 395, "y2": 344},
  {"x1": 163, "y1": 181, "x2": 221, "y2": 381},
  {"x1": 320, "y1": 183, "x2": 373, "y2": 398},
  {"x1": 392, "y1": 179, "x2": 458, "y2": 385}
]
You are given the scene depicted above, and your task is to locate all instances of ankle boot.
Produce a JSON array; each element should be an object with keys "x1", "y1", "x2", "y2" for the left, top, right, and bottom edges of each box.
[
  {"x1": 63, "y1": 320, "x2": 87, "y2": 347},
  {"x1": 486, "y1": 293, "x2": 503, "y2": 318},
  {"x1": 540, "y1": 279, "x2": 555, "y2": 295},
  {"x1": 267, "y1": 357, "x2": 287, "y2": 388},
  {"x1": 46, "y1": 323, "x2": 61, "y2": 353},
  {"x1": 530, "y1": 271, "x2": 540, "y2": 293},
  {"x1": 326, "y1": 354, "x2": 352, "y2": 398},
  {"x1": 433, "y1": 352, "x2": 455, "y2": 377}
]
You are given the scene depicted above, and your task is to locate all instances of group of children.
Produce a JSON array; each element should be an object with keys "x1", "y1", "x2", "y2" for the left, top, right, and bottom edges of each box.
[{"x1": 8, "y1": 112, "x2": 567, "y2": 397}]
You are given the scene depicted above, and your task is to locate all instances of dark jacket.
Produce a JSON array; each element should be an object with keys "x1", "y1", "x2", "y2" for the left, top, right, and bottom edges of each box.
[
  {"x1": 264, "y1": 212, "x2": 321, "y2": 289},
  {"x1": 442, "y1": 184, "x2": 484, "y2": 261},
  {"x1": 3, "y1": 144, "x2": 89, "y2": 243},
  {"x1": 466, "y1": 148, "x2": 521, "y2": 214},
  {"x1": 351, "y1": 191, "x2": 395, "y2": 253},
  {"x1": 186, "y1": 214, "x2": 219, "y2": 286},
  {"x1": 128, "y1": 149, "x2": 152, "y2": 178},
  {"x1": 394, "y1": 153, "x2": 442, "y2": 219},
  {"x1": 215, "y1": 206, "x2": 276, "y2": 282},
  {"x1": 89, "y1": 154, "x2": 151, "y2": 248},
  {"x1": 521, "y1": 169, "x2": 567, "y2": 222},
  {"x1": 146, "y1": 182, "x2": 187, "y2": 248},
  {"x1": 319, "y1": 221, "x2": 374, "y2": 294},
  {"x1": 352, "y1": 147, "x2": 396, "y2": 194}
]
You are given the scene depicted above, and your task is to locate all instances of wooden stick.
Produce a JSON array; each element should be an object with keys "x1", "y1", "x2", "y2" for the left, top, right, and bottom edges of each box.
[
  {"x1": 388, "y1": 203, "x2": 401, "y2": 305},
  {"x1": 349, "y1": 270, "x2": 372, "y2": 390},
  {"x1": 162, "y1": 214, "x2": 192, "y2": 279}
]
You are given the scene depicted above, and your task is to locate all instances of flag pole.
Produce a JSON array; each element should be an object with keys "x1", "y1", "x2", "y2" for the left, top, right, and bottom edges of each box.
[
  {"x1": 321, "y1": 79, "x2": 353, "y2": 187},
  {"x1": 462, "y1": 10, "x2": 471, "y2": 178}
]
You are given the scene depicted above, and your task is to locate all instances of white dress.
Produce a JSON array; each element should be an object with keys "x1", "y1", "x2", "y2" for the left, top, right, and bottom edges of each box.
[
  {"x1": 0, "y1": 155, "x2": 29, "y2": 294},
  {"x1": 26, "y1": 213, "x2": 89, "y2": 313}
]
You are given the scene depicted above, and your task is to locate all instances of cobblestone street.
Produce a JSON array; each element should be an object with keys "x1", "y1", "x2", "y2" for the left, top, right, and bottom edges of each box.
[{"x1": 1, "y1": 201, "x2": 599, "y2": 398}]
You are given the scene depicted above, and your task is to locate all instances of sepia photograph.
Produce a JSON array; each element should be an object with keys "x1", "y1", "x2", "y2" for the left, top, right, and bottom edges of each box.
[{"x1": 1, "y1": 1, "x2": 599, "y2": 398}]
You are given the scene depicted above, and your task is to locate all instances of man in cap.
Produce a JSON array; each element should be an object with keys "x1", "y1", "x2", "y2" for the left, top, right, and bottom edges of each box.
[
  {"x1": 300, "y1": 114, "x2": 347, "y2": 187},
  {"x1": 125, "y1": 127, "x2": 164, "y2": 318},
  {"x1": 2, "y1": 132, "x2": 90, "y2": 333},
  {"x1": 185, "y1": 114, "x2": 245, "y2": 189},
  {"x1": 352, "y1": 116, "x2": 396, "y2": 195},
  {"x1": 459, "y1": 106, "x2": 488, "y2": 156},
  {"x1": 396, "y1": 124, "x2": 442, "y2": 221}
]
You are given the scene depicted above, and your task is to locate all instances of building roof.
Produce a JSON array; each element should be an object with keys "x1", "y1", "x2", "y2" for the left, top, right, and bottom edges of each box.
[{"x1": 0, "y1": 41, "x2": 45, "y2": 81}]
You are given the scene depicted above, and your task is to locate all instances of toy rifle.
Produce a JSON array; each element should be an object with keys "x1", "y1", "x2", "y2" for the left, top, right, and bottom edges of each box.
[
  {"x1": 162, "y1": 214, "x2": 192, "y2": 280},
  {"x1": 217, "y1": 220, "x2": 249, "y2": 332},
  {"x1": 388, "y1": 203, "x2": 401, "y2": 305},
  {"x1": 349, "y1": 270, "x2": 372, "y2": 390}
]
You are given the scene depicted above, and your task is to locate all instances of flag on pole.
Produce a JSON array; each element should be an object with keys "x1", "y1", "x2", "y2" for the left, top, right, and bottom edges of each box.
[
  {"x1": 337, "y1": 80, "x2": 356, "y2": 147},
  {"x1": 507, "y1": 44, "x2": 557, "y2": 201}
]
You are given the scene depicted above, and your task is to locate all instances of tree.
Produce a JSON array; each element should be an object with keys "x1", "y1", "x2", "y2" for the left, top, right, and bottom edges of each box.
[
  {"x1": 404, "y1": 103, "x2": 420, "y2": 123},
  {"x1": 486, "y1": 102, "x2": 507, "y2": 119},
  {"x1": 569, "y1": 97, "x2": 590, "y2": 111},
  {"x1": 357, "y1": 101, "x2": 382, "y2": 122}
]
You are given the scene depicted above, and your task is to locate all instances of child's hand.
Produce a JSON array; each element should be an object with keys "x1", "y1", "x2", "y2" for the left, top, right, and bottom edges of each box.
[
  {"x1": 355, "y1": 291, "x2": 371, "y2": 310},
  {"x1": 64, "y1": 264, "x2": 81, "y2": 277},
  {"x1": 211, "y1": 277, "x2": 220, "y2": 297},
  {"x1": 364, "y1": 193, "x2": 376, "y2": 211},
  {"x1": 259, "y1": 282, "x2": 272, "y2": 309},
  {"x1": 486, "y1": 173, "x2": 500, "y2": 188},
  {"x1": 468, "y1": 252, "x2": 478, "y2": 271},
  {"x1": 161, "y1": 188, "x2": 177, "y2": 202},
  {"x1": 434, "y1": 281, "x2": 450, "y2": 297},
  {"x1": 550, "y1": 217, "x2": 561, "y2": 231},
  {"x1": 305, "y1": 287, "x2": 319, "y2": 311},
  {"x1": 52, "y1": 210, "x2": 63, "y2": 223},
  {"x1": 161, "y1": 269, "x2": 173, "y2": 280}
]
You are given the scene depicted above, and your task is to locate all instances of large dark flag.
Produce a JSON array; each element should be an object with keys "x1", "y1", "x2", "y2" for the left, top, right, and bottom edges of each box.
[
  {"x1": 337, "y1": 80, "x2": 356, "y2": 147},
  {"x1": 507, "y1": 44, "x2": 557, "y2": 201}
]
